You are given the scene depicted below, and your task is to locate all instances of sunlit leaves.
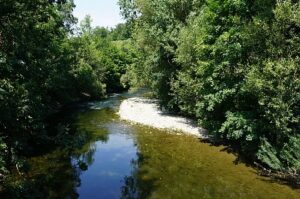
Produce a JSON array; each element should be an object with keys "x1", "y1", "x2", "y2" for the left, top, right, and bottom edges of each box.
[{"x1": 122, "y1": 0, "x2": 300, "y2": 173}]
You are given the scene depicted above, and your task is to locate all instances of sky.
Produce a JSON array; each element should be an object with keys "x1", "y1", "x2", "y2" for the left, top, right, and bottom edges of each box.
[{"x1": 73, "y1": 0, "x2": 124, "y2": 28}]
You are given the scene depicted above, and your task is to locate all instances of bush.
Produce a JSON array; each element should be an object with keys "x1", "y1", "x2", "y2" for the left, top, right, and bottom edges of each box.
[{"x1": 121, "y1": 0, "x2": 300, "y2": 173}]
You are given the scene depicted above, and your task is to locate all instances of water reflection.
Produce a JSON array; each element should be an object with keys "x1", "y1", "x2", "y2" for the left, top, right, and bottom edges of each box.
[
  {"x1": 1, "y1": 90, "x2": 300, "y2": 199},
  {"x1": 121, "y1": 152, "x2": 157, "y2": 199},
  {"x1": 119, "y1": 126, "x2": 300, "y2": 199},
  {"x1": 1, "y1": 104, "x2": 112, "y2": 198},
  {"x1": 75, "y1": 122, "x2": 138, "y2": 199},
  {"x1": 74, "y1": 143, "x2": 97, "y2": 171}
]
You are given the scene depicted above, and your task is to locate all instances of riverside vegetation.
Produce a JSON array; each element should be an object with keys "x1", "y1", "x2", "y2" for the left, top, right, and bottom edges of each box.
[
  {"x1": 0, "y1": 0, "x2": 137, "y2": 189},
  {"x1": 119, "y1": 0, "x2": 300, "y2": 182},
  {"x1": 0, "y1": 0, "x2": 299, "y2": 196}
]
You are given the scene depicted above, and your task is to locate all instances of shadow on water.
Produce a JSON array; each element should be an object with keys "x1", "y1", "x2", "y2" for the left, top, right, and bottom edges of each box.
[
  {"x1": 0, "y1": 90, "x2": 148, "y2": 199},
  {"x1": 199, "y1": 136, "x2": 300, "y2": 189},
  {"x1": 118, "y1": 125, "x2": 300, "y2": 199},
  {"x1": 1, "y1": 89, "x2": 300, "y2": 199},
  {"x1": 121, "y1": 152, "x2": 157, "y2": 199},
  {"x1": 0, "y1": 100, "x2": 118, "y2": 198}
]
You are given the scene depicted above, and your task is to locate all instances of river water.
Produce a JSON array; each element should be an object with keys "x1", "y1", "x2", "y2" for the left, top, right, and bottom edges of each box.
[{"x1": 4, "y1": 91, "x2": 300, "y2": 198}]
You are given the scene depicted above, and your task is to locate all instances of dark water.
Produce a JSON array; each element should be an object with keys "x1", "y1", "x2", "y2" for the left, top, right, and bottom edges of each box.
[{"x1": 3, "y1": 91, "x2": 300, "y2": 199}]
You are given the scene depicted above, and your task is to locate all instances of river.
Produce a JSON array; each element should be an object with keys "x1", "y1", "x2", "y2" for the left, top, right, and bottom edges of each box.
[{"x1": 3, "y1": 91, "x2": 300, "y2": 199}]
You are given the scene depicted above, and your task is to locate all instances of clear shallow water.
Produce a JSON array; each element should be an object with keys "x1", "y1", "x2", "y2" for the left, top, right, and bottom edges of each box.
[
  {"x1": 76, "y1": 123, "x2": 138, "y2": 199},
  {"x1": 3, "y1": 91, "x2": 300, "y2": 199}
]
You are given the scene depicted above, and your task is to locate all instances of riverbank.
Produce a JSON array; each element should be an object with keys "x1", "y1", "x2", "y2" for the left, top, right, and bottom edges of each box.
[
  {"x1": 118, "y1": 97, "x2": 208, "y2": 138},
  {"x1": 118, "y1": 97, "x2": 300, "y2": 188}
]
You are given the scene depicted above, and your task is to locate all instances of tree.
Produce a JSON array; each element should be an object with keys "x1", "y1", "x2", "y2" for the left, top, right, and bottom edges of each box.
[{"x1": 120, "y1": 0, "x2": 300, "y2": 175}]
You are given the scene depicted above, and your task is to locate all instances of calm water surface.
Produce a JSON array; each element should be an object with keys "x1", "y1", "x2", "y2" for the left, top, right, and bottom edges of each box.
[{"x1": 5, "y1": 91, "x2": 300, "y2": 199}]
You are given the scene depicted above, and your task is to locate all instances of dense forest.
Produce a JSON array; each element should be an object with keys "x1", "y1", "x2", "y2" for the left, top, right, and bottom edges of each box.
[
  {"x1": 118, "y1": 0, "x2": 300, "y2": 179},
  {"x1": 0, "y1": 0, "x2": 299, "y2": 194},
  {"x1": 0, "y1": 0, "x2": 136, "y2": 186}
]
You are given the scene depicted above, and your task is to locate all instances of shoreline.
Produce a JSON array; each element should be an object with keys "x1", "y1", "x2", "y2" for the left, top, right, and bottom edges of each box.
[
  {"x1": 118, "y1": 97, "x2": 300, "y2": 187},
  {"x1": 118, "y1": 97, "x2": 208, "y2": 138}
]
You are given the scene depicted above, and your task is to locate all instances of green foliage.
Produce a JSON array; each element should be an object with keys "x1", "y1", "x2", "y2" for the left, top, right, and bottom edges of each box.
[
  {"x1": 0, "y1": 0, "x2": 135, "y2": 184},
  {"x1": 110, "y1": 23, "x2": 132, "y2": 41},
  {"x1": 0, "y1": 138, "x2": 8, "y2": 176},
  {"x1": 0, "y1": 0, "x2": 77, "y2": 177},
  {"x1": 71, "y1": 60, "x2": 105, "y2": 99},
  {"x1": 119, "y1": 0, "x2": 206, "y2": 105},
  {"x1": 73, "y1": 16, "x2": 137, "y2": 93},
  {"x1": 121, "y1": 0, "x2": 300, "y2": 173},
  {"x1": 257, "y1": 138, "x2": 283, "y2": 171},
  {"x1": 280, "y1": 136, "x2": 300, "y2": 171}
]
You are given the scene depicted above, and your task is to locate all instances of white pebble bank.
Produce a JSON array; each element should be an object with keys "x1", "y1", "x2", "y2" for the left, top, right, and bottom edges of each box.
[{"x1": 118, "y1": 97, "x2": 208, "y2": 138}]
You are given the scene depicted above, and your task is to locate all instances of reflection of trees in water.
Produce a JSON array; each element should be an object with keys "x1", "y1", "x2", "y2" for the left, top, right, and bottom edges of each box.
[
  {"x1": 1, "y1": 108, "x2": 109, "y2": 199},
  {"x1": 73, "y1": 142, "x2": 97, "y2": 171},
  {"x1": 121, "y1": 152, "x2": 157, "y2": 199},
  {"x1": 0, "y1": 149, "x2": 81, "y2": 199}
]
